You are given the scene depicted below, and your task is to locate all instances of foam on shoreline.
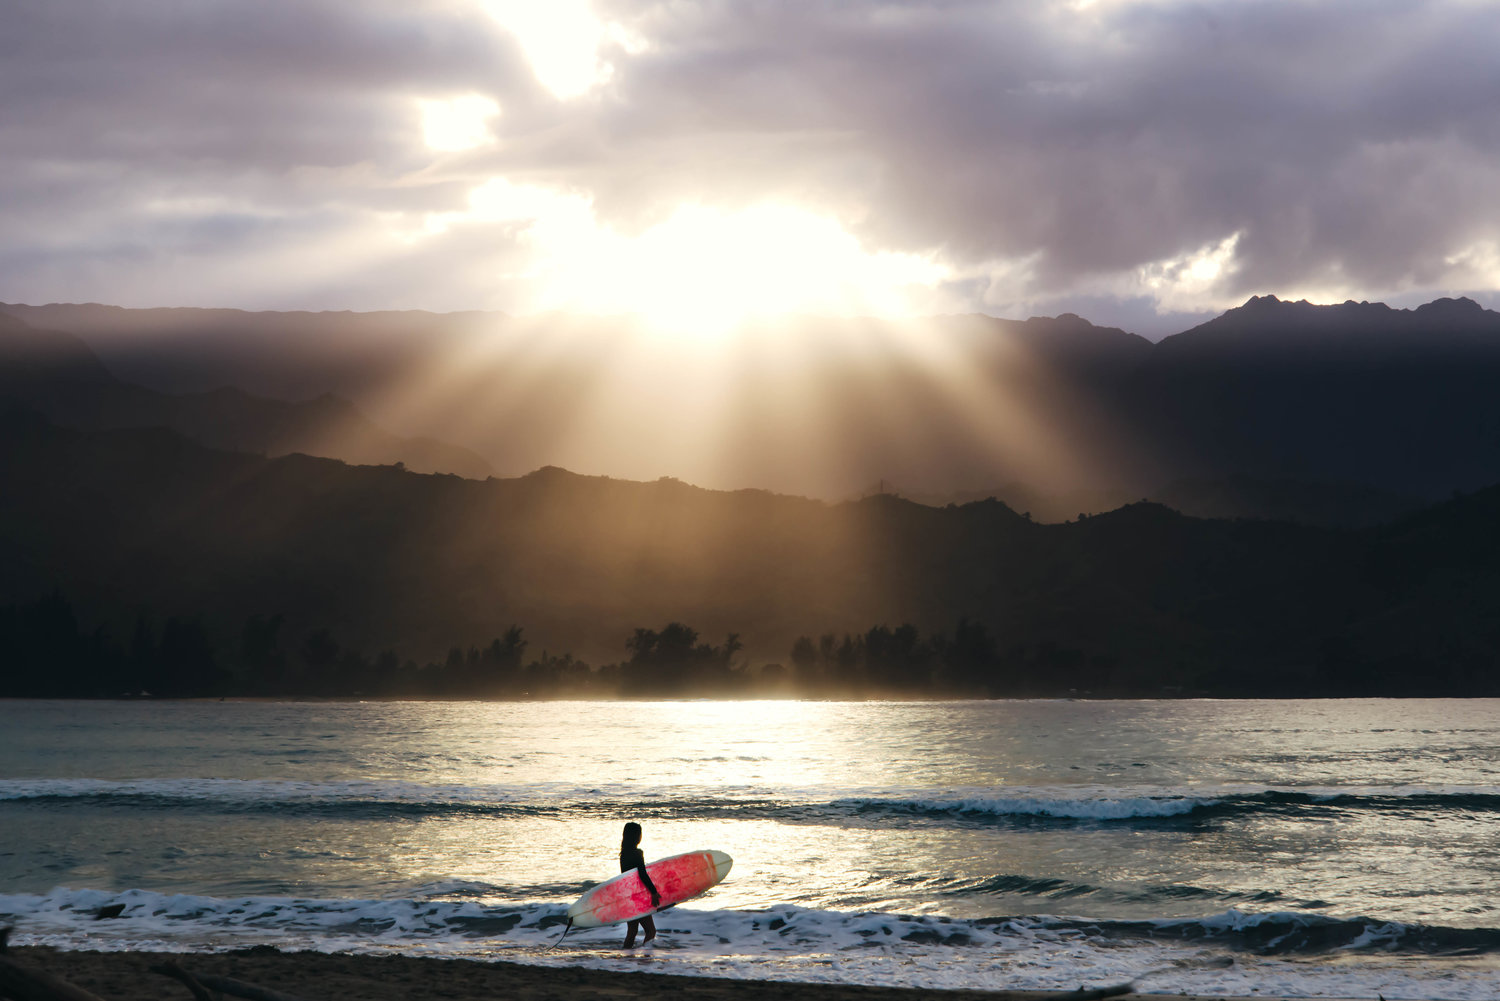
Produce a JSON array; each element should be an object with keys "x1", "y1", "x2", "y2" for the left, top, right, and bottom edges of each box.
[{"x1": 3, "y1": 887, "x2": 1496, "y2": 999}]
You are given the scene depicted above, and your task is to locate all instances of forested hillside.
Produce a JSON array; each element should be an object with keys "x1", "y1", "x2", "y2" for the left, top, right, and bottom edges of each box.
[{"x1": 3, "y1": 411, "x2": 1497, "y2": 697}]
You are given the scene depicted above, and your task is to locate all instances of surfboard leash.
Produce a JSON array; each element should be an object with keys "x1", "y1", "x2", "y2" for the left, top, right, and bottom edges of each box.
[{"x1": 546, "y1": 916, "x2": 574, "y2": 951}]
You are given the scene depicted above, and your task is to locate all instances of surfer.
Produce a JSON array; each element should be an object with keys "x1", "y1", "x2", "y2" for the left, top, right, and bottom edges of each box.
[{"x1": 619, "y1": 821, "x2": 661, "y2": 947}]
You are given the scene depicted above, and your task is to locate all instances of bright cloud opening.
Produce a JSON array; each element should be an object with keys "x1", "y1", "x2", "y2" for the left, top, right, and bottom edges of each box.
[
  {"x1": 418, "y1": 95, "x2": 500, "y2": 151},
  {"x1": 1136, "y1": 230, "x2": 1244, "y2": 312},
  {"x1": 423, "y1": 180, "x2": 949, "y2": 333},
  {"x1": 563, "y1": 203, "x2": 949, "y2": 333},
  {"x1": 485, "y1": 0, "x2": 644, "y2": 99},
  {"x1": 1445, "y1": 240, "x2": 1500, "y2": 287}
]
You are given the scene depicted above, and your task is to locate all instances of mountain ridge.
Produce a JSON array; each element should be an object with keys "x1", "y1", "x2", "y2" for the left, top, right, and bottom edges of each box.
[
  {"x1": 1159, "y1": 294, "x2": 1500, "y2": 352},
  {"x1": 4, "y1": 294, "x2": 1500, "y2": 501}
]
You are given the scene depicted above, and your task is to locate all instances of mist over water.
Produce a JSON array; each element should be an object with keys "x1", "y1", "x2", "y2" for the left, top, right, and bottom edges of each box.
[{"x1": 3, "y1": 698, "x2": 1498, "y2": 997}]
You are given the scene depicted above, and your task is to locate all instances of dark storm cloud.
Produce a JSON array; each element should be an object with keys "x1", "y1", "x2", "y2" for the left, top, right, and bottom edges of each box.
[{"x1": 4, "y1": 0, "x2": 1499, "y2": 321}]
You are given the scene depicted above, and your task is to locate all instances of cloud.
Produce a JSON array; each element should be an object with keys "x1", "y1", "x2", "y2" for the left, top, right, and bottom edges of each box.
[
  {"x1": 3, "y1": 0, "x2": 1499, "y2": 330},
  {"x1": 484, "y1": 0, "x2": 647, "y2": 99},
  {"x1": 418, "y1": 95, "x2": 501, "y2": 151}
]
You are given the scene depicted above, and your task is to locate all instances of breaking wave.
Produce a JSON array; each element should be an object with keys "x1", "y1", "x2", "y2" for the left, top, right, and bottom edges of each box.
[
  {"x1": 4, "y1": 778, "x2": 1498, "y2": 827},
  {"x1": 2, "y1": 886, "x2": 1496, "y2": 959}
]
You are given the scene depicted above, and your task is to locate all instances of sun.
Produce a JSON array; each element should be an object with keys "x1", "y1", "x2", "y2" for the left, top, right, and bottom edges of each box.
[
  {"x1": 417, "y1": 95, "x2": 500, "y2": 152},
  {"x1": 422, "y1": 183, "x2": 950, "y2": 336},
  {"x1": 567, "y1": 203, "x2": 949, "y2": 335}
]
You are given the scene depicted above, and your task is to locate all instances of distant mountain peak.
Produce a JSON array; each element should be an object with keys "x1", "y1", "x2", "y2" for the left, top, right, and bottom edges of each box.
[
  {"x1": 1414, "y1": 296, "x2": 1485, "y2": 317},
  {"x1": 1021, "y1": 310, "x2": 1110, "y2": 333},
  {"x1": 1232, "y1": 294, "x2": 1330, "y2": 316},
  {"x1": 523, "y1": 464, "x2": 582, "y2": 480}
]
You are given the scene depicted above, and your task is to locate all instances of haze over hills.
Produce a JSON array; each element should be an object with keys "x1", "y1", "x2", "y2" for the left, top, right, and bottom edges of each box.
[
  {"x1": 2, "y1": 410, "x2": 1497, "y2": 695},
  {"x1": 2, "y1": 295, "x2": 1497, "y2": 523},
  {"x1": 0, "y1": 304, "x2": 1157, "y2": 503},
  {"x1": 0, "y1": 311, "x2": 490, "y2": 478},
  {"x1": 1128, "y1": 295, "x2": 1500, "y2": 498},
  {"x1": 4, "y1": 295, "x2": 1500, "y2": 694}
]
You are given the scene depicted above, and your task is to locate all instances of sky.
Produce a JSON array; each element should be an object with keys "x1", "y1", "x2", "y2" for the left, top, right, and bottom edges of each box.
[{"x1": 4, "y1": 0, "x2": 1500, "y2": 337}]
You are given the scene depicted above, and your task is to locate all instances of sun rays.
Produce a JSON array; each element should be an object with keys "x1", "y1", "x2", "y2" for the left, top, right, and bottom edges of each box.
[{"x1": 344, "y1": 307, "x2": 1136, "y2": 508}]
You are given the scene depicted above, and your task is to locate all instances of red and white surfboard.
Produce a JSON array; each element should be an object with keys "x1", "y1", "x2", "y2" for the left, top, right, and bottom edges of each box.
[{"x1": 567, "y1": 849, "x2": 733, "y2": 928}]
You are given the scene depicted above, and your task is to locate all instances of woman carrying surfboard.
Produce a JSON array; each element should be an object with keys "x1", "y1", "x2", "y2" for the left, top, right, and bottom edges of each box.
[
  {"x1": 619, "y1": 822, "x2": 661, "y2": 947},
  {"x1": 558, "y1": 842, "x2": 732, "y2": 947}
]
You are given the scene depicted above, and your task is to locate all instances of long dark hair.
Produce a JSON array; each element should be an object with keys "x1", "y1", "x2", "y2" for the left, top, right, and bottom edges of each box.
[{"x1": 621, "y1": 822, "x2": 642, "y2": 852}]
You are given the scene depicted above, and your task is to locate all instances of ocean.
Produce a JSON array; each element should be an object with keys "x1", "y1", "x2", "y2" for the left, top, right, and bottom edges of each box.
[{"x1": 1, "y1": 698, "x2": 1497, "y2": 998}]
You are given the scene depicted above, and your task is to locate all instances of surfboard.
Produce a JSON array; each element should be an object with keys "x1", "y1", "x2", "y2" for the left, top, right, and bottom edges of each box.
[{"x1": 567, "y1": 849, "x2": 733, "y2": 928}]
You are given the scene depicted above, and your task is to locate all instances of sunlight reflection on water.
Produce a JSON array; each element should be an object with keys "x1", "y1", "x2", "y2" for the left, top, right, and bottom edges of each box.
[{"x1": 2, "y1": 698, "x2": 1498, "y2": 928}]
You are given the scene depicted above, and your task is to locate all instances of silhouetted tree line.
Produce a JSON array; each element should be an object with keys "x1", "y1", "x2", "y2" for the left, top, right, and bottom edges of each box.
[
  {"x1": 620, "y1": 623, "x2": 743, "y2": 694},
  {"x1": 0, "y1": 597, "x2": 558, "y2": 699},
  {"x1": 3, "y1": 593, "x2": 1494, "y2": 699},
  {"x1": 0, "y1": 594, "x2": 209, "y2": 698},
  {"x1": 780, "y1": 619, "x2": 1172, "y2": 696}
]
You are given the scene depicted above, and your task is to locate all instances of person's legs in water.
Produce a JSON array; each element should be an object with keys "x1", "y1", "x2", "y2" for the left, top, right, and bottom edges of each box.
[{"x1": 622, "y1": 914, "x2": 656, "y2": 947}]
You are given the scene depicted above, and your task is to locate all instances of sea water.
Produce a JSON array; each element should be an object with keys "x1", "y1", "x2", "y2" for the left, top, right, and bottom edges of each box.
[{"x1": 1, "y1": 699, "x2": 1497, "y2": 998}]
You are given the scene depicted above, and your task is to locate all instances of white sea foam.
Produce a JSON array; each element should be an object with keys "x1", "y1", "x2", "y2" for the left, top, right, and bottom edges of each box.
[{"x1": 1, "y1": 888, "x2": 1495, "y2": 1000}]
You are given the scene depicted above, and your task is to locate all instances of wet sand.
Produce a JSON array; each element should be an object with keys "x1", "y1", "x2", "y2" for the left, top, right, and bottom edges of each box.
[{"x1": 1, "y1": 945, "x2": 1344, "y2": 1001}]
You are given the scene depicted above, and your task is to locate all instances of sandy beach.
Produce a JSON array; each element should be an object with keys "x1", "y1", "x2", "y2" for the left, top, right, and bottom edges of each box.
[{"x1": 0, "y1": 945, "x2": 1307, "y2": 1001}]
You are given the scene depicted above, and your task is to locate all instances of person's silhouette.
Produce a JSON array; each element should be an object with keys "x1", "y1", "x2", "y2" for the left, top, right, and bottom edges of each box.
[{"x1": 619, "y1": 821, "x2": 661, "y2": 947}]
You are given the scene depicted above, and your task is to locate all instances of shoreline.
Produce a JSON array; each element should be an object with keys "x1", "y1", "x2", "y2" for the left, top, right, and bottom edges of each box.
[
  {"x1": 2, "y1": 946, "x2": 1338, "y2": 1001},
  {"x1": 8, "y1": 695, "x2": 1500, "y2": 703}
]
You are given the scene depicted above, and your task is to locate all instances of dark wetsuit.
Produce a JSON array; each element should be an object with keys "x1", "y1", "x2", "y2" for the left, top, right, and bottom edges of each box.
[{"x1": 620, "y1": 846, "x2": 660, "y2": 946}]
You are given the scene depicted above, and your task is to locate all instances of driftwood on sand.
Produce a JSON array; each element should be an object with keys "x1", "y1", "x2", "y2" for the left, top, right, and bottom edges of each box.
[
  {"x1": 0, "y1": 934, "x2": 110, "y2": 1001},
  {"x1": 151, "y1": 963, "x2": 308, "y2": 1001},
  {"x1": 184, "y1": 972, "x2": 307, "y2": 1001},
  {"x1": 0, "y1": 928, "x2": 305, "y2": 1001},
  {"x1": 0, "y1": 925, "x2": 107, "y2": 1001},
  {"x1": 149, "y1": 963, "x2": 216, "y2": 1001}
]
